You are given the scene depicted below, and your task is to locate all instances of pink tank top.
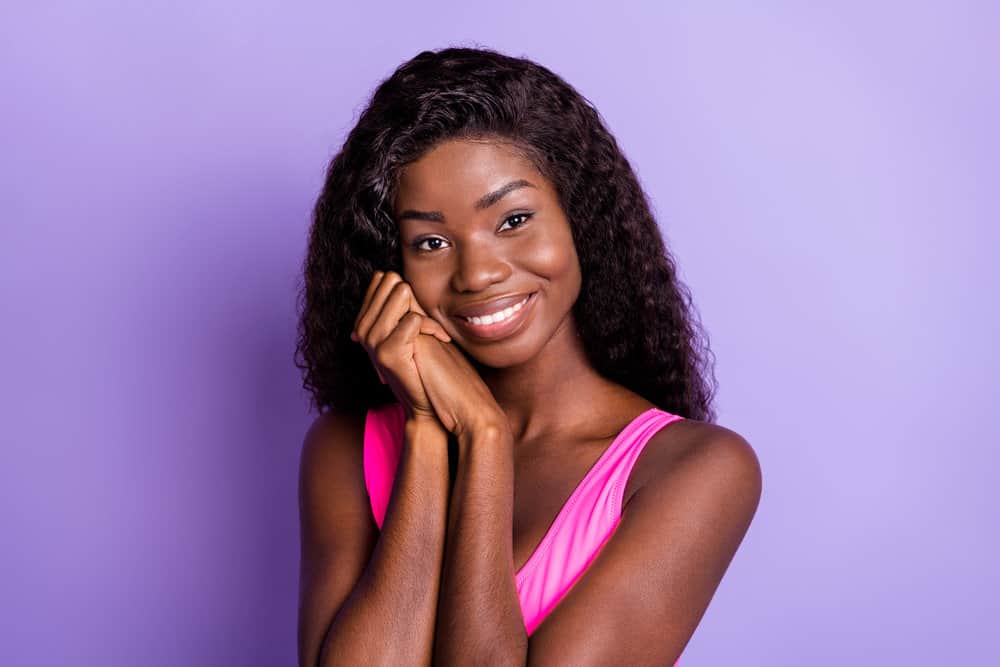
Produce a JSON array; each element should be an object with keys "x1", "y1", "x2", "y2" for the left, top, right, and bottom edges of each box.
[{"x1": 363, "y1": 402, "x2": 685, "y2": 662}]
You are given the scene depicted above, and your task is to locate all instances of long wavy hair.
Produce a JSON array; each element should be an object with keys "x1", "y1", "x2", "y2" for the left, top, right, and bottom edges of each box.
[{"x1": 294, "y1": 46, "x2": 718, "y2": 422}]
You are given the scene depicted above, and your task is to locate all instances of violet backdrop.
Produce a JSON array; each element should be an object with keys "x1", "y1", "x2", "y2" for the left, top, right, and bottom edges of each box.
[{"x1": 2, "y1": 1, "x2": 997, "y2": 665}]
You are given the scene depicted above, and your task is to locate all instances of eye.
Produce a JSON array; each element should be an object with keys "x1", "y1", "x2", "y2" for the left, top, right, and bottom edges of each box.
[
  {"x1": 499, "y1": 212, "x2": 533, "y2": 231},
  {"x1": 410, "y1": 212, "x2": 534, "y2": 253},
  {"x1": 412, "y1": 236, "x2": 449, "y2": 253}
]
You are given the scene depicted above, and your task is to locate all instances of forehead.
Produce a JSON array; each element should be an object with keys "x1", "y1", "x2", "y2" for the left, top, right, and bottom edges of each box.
[{"x1": 394, "y1": 139, "x2": 547, "y2": 209}]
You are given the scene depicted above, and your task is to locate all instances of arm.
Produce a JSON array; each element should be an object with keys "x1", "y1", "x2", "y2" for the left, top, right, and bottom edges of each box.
[
  {"x1": 433, "y1": 422, "x2": 528, "y2": 665},
  {"x1": 407, "y1": 337, "x2": 762, "y2": 663},
  {"x1": 298, "y1": 414, "x2": 451, "y2": 667},
  {"x1": 432, "y1": 422, "x2": 762, "y2": 667}
]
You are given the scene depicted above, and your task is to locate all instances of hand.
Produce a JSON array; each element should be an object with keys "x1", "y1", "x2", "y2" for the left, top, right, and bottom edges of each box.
[
  {"x1": 411, "y1": 333, "x2": 508, "y2": 439},
  {"x1": 351, "y1": 270, "x2": 452, "y2": 424}
]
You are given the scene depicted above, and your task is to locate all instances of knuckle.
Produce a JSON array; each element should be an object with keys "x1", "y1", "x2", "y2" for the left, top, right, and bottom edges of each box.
[
  {"x1": 390, "y1": 280, "x2": 411, "y2": 298},
  {"x1": 373, "y1": 346, "x2": 392, "y2": 366}
]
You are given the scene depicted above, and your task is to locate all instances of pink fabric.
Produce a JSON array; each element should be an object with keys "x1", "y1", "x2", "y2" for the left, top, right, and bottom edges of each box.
[
  {"x1": 362, "y1": 402, "x2": 408, "y2": 529},
  {"x1": 363, "y1": 401, "x2": 685, "y2": 661}
]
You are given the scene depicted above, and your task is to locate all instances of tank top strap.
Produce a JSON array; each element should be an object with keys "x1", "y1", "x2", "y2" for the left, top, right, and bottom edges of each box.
[
  {"x1": 595, "y1": 407, "x2": 686, "y2": 520},
  {"x1": 514, "y1": 407, "x2": 685, "y2": 635},
  {"x1": 518, "y1": 406, "x2": 687, "y2": 583}
]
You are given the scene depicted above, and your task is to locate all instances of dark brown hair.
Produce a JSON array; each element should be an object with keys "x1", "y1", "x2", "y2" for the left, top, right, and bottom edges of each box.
[{"x1": 294, "y1": 46, "x2": 718, "y2": 422}]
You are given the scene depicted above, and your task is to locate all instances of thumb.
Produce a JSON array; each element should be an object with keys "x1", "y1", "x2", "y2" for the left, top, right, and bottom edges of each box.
[
  {"x1": 419, "y1": 319, "x2": 452, "y2": 343},
  {"x1": 408, "y1": 292, "x2": 429, "y2": 317},
  {"x1": 409, "y1": 294, "x2": 450, "y2": 342}
]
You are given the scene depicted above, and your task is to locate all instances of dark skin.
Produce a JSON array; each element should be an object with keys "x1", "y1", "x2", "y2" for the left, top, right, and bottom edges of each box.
[{"x1": 300, "y1": 138, "x2": 762, "y2": 666}]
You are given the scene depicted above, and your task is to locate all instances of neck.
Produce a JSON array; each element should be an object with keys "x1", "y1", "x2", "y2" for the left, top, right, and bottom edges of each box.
[{"x1": 473, "y1": 314, "x2": 634, "y2": 447}]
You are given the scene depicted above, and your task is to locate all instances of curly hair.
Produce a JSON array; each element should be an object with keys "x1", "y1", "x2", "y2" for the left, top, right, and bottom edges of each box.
[{"x1": 294, "y1": 46, "x2": 718, "y2": 423}]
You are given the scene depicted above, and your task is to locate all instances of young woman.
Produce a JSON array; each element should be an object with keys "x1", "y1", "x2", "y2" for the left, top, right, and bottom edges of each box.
[{"x1": 295, "y1": 47, "x2": 762, "y2": 666}]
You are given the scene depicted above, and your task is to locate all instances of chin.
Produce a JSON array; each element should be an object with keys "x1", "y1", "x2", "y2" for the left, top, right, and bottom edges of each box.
[{"x1": 458, "y1": 336, "x2": 543, "y2": 372}]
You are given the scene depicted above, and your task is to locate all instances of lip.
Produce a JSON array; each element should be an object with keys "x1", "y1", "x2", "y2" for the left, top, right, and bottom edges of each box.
[
  {"x1": 450, "y1": 291, "x2": 538, "y2": 341},
  {"x1": 452, "y1": 292, "x2": 536, "y2": 319}
]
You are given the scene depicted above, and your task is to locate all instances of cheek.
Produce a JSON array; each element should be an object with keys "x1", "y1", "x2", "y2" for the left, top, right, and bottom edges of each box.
[
  {"x1": 408, "y1": 281, "x2": 436, "y2": 310},
  {"x1": 525, "y1": 227, "x2": 582, "y2": 286},
  {"x1": 397, "y1": 263, "x2": 429, "y2": 299},
  {"x1": 403, "y1": 270, "x2": 451, "y2": 320}
]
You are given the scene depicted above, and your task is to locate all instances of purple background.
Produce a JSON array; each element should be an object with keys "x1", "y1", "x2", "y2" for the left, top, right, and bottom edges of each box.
[{"x1": 2, "y1": 2, "x2": 996, "y2": 665}]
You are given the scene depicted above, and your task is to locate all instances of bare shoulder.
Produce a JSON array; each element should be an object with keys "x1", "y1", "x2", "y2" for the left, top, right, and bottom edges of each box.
[
  {"x1": 301, "y1": 410, "x2": 367, "y2": 455},
  {"x1": 299, "y1": 410, "x2": 369, "y2": 497},
  {"x1": 299, "y1": 408, "x2": 378, "y2": 550},
  {"x1": 627, "y1": 418, "x2": 763, "y2": 515},
  {"x1": 302, "y1": 409, "x2": 367, "y2": 450}
]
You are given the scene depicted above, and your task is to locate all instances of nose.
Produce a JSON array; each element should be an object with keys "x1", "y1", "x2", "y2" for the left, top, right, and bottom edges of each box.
[{"x1": 449, "y1": 240, "x2": 512, "y2": 293}]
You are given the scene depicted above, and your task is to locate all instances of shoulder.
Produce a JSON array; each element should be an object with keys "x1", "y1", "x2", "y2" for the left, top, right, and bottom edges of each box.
[
  {"x1": 656, "y1": 419, "x2": 760, "y2": 477},
  {"x1": 301, "y1": 410, "x2": 367, "y2": 460},
  {"x1": 636, "y1": 418, "x2": 763, "y2": 523},
  {"x1": 299, "y1": 410, "x2": 369, "y2": 500},
  {"x1": 298, "y1": 409, "x2": 378, "y2": 566}
]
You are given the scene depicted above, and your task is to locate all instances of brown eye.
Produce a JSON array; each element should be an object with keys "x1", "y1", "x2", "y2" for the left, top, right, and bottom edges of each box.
[
  {"x1": 499, "y1": 212, "x2": 533, "y2": 231},
  {"x1": 412, "y1": 236, "x2": 448, "y2": 252}
]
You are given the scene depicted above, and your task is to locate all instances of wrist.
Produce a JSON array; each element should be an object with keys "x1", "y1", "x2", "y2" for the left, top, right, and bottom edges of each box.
[
  {"x1": 456, "y1": 416, "x2": 513, "y2": 454},
  {"x1": 405, "y1": 414, "x2": 449, "y2": 443}
]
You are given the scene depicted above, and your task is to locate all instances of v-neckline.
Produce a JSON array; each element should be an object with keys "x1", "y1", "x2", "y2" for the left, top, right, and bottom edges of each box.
[{"x1": 513, "y1": 407, "x2": 660, "y2": 581}]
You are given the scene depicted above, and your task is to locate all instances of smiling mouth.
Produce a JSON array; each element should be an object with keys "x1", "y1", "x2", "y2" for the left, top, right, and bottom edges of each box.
[{"x1": 451, "y1": 292, "x2": 538, "y2": 340}]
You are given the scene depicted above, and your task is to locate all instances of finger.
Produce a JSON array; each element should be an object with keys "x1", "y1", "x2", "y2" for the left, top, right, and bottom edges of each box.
[
  {"x1": 419, "y1": 318, "x2": 451, "y2": 343},
  {"x1": 383, "y1": 310, "x2": 424, "y2": 347},
  {"x1": 406, "y1": 286, "x2": 446, "y2": 339},
  {"x1": 366, "y1": 280, "x2": 418, "y2": 345},
  {"x1": 408, "y1": 292, "x2": 429, "y2": 317},
  {"x1": 376, "y1": 311, "x2": 424, "y2": 383},
  {"x1": 352, "y1": 271, "x2": 385, "y2": 342},
  {"x1": 355, "y1": 271, "x2": 402, "y2": 342},
  {"x1": 405, "y1": 289, "x2": 442, "y2": 336},
  {"x1": 399, "y1": 282, "x2": 451, "y2": 342},
  {"x1": 353, "y1": 270, "x2": 384, "y2": 333}
]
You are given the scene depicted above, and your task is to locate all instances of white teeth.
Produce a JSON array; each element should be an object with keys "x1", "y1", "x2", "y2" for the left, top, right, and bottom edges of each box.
[{"x1": 464, "y1": 295, "x2": 530, "y2": 326}]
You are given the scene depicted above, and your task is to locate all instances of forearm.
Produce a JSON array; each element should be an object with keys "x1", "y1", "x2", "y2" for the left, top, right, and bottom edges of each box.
[
  {"x1": 320, "y1": 419, "x2": 450, "y2": 666},
  {"x1": 433, "y1": 424, "x2": 528, "y2": 666}
]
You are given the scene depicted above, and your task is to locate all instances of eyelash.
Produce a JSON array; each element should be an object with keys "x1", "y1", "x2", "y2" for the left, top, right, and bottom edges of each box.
[{"x1": 411, "y1": 212, "x2": 534, "y2": 253}]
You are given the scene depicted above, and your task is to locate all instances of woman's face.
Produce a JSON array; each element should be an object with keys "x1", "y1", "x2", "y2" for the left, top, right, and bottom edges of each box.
[{"x1": 393, "y1": 138, "x2": 582, "y2": 368}]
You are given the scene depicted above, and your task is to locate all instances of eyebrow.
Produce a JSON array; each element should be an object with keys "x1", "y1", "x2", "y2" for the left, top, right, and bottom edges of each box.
[{"x1": 395, "y1": 179, "x2": 537, "y2": 223}]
